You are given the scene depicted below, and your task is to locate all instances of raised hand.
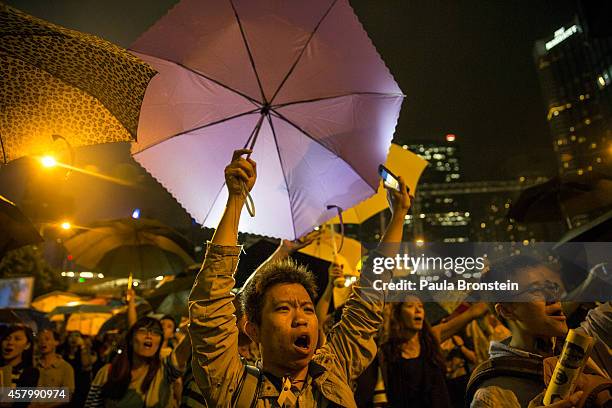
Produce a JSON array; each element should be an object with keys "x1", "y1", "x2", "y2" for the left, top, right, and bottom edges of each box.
[
  {"x1": 386, "y1": 176, "x2": 413, "y2": 216},
  {"x1": 224, "y1": 149, "x2": 257, "y2": 196}
]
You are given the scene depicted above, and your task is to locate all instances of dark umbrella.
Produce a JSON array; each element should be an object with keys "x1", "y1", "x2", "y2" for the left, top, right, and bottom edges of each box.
[
  {"x1": 0, "y1": 308, "x2": 51, "y2": 331},
  {"x1": 0, "y1": 195, "x2": 42, "y2": 259},
  {"x1": 97, "y1": 301, "x2": 151, "y2": 336},
  {"x1": 508, "y1": 172, "x2": 612, "y2": 228},
  {"x1": 156, "y1": 290, "x2": 189, "y2": 321},
  {"x1": 63, "y1": 218, "x2": 194, "y2": 281},
  {"x1": 0, "y1": 4, "x2": 156, "y2": 163},
  {"x1": 236, "y1": 239, "x2": 332, "y2": 295},
  {"x1": 553, "y1": 208, "x2": 612, "y2": 245},
  {"x1": 49, "y1": 304, "x2": 114, "y2": 317},
  {"x1": 147, "y1": 239, "x2": 333, "y2": 315},
  {"x1": 145, "y1": 264, "x2": 200, "y2": 310}
]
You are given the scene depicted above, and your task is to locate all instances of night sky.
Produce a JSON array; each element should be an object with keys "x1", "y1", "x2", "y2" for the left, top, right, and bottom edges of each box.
[{"x1": 1, "y1": 0, "x2": 579, "y2": 227}]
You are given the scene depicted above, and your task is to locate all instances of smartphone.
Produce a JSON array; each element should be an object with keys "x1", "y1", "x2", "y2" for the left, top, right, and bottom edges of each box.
[{"x1": 378, "y1": 164, "x2": 401, "y2": 191}]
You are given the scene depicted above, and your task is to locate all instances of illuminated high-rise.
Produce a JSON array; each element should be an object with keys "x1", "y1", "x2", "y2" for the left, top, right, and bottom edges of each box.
[{"x1": 534, "y1": 17, "x2": 612, "y2": 178}]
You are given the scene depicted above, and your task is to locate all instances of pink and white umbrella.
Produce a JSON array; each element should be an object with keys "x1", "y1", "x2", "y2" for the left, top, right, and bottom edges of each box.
[{"x1": 130, "y1": 0, "x2": 403, "y2": 239}]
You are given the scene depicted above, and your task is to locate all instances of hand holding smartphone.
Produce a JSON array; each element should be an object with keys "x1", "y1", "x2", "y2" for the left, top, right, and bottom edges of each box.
[{"x1": 378, "y1": 164, "x2": 401, "y2": 191}]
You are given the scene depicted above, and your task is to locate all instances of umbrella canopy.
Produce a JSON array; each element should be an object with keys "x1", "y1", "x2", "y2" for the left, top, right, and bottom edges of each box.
[
  {"x1": 145, "y1": 265, "x2": 199, "y2": 310},
  {"x1": 553, "y1": 208, "x2": 612, "y2": 245},
  {"x1": 130, "y1": 0, "x2": 404, "y2": 239},
  {"x1": 65, "y1": 312, "x2": 113, "y2": 336},
  {"x1": 98, "y1": 301, "x2": 151, "y2": 336},
  {"x1": 508, "y1": 172, "x2": 612, "y2": 225},
  {"x1": 298, "y1": 228, "x2": 363, "y2": 275},
  {"x1": 156, "y1": 290, "x2": 189, "y2": 320},
  {"x1": 0, "y1": 4, "x2": 156, "y2": 163},
  {"x1": 0, "y1": 195, "x2": 43, "y2": 259},
  {"x1": 0, "y1": 308, "x2": 51, "y2": 331},
  {"x1": 62, "y1": 218, "x2": 195, "y2": 280},
  {"x1": 49, "y1": 304, "x2": 114, "y2": 316},
  {"x1": 31, "y1": 291, "x2": 82, "y2": 313},
  {"x1": 327, "y1": 144, "x2": 428, "y2": 224},
  {"x1": 235, "y1": 239, "x2": 333, "y2": 292}
]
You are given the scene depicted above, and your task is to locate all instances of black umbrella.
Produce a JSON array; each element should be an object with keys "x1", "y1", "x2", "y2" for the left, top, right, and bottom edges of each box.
[
  {"x1": 0, "y1": 308, "x2": 51, "y2": 330},
  {"x1": 147, "y1": 239, "x2": 333, "y2": 313},
  {"x1": 508, "y1": 172, "x2": 612, "y2": 228},
  {"x1": 0, "y1": 195, "x2": 43, "y2": 259},
  {"x1": 236, "y1": 239, "x2": 332, "y2": 296},
  {"x1": 97, "y1": 301, "x2": 152, "y2": 336},
  {"x1": 63, "y1": 218, "x2": 195, "y2": 281}
]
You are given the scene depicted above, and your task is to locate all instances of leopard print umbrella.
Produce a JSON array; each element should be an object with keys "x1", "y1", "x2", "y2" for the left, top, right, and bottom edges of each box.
[{"x1": 0, "y1": 3, "x2": 157, "y2": 163}]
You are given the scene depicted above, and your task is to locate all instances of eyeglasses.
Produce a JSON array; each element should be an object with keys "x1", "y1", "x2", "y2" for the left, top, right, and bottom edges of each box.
[
  {"x1": 135, "y1": 327, "x2": 163, "y2": 337},
  {"x1": 513, "y1": 280, "x2": 566, "y2": 302}
]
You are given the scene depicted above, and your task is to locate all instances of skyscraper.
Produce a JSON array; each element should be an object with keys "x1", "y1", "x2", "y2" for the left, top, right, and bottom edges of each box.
[{"x1": 534, "y1": 17, "x2": 612, "y2": 178}]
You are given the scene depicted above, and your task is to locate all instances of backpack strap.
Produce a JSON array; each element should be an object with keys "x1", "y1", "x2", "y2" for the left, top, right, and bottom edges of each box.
[
  {"x1": 233, "y1": 364, "x2": 262, "y2": 408},
  {"x1": 465, "y1": 357, "x2": 543, "y2": 408}
]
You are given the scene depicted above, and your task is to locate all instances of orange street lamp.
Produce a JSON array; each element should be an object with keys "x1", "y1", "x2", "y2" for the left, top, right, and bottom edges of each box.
[{"x1": 60, "y1": 221, "x2": 72, "y2": 230}]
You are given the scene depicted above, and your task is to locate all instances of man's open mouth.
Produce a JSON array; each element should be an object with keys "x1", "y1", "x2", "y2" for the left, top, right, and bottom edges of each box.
[
  {"x1": 143, "y1": 340, "x2": 153, "y2": 349},
  {"x1": 293, "y1": 335, "x2": 311, "y2": 352}
]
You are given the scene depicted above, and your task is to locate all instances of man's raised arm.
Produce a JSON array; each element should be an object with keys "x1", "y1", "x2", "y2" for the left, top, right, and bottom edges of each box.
[
  {"x1": 318, "y1": 177, "x2": 412, "y2": 384},
  {"x1": 188, "y1": 149, "x2": 256, "y2": 407}
]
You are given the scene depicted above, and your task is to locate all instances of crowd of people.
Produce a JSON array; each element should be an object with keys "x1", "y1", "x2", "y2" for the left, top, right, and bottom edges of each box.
[{"x1": 1, "y1": 150, "x2": 610, "y2": 407}]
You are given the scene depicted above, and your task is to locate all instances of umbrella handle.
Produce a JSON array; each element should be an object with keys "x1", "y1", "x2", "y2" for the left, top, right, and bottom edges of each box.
[{"x1": 242, "y1": 182, "x2": 256, "y2": 217}]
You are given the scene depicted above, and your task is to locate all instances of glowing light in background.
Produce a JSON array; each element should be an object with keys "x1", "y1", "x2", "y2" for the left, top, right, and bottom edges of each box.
[
  {"x1": 446, "y1": 134, "x2": 456, "y2": 142},
  {"x1": 41, "y1": 155, "x2": 57, "y2": 168},
  {"x1": 60, "y1": 221, "x2": 71, "y2": 230},
  {"x1": 132, "y1": 208, "x2": 141, "y2": 219}
]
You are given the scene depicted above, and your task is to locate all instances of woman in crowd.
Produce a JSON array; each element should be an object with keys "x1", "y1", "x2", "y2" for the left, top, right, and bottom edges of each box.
[
  {"x1": 85, "y1": 316, "x2": 189, "y2": 408},
  {"x1": 380, "y1": 299, "x2": 488, "y2": 407},
  {"x1": 380, "y1": 298, "x2": 451, "y2": 408},
  {"x1": 0, "y1": 324, "x2": 39, "y2": 407}
]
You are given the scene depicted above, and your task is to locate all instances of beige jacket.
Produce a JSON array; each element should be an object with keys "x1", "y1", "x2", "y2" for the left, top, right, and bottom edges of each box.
[{"x1": 188, "y1": 243, "x2": 385, "y2": 407}]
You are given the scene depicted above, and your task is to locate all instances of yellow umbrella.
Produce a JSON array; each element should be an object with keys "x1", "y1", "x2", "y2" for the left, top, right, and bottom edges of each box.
[
  {"x1": 31, "y1": 291, "x2": 82, "y2": 313},
  {"x1": 328, "y1": 144, "x2": 428, "y2": 224},
  {"x1": 298, "y1": 227, "x2": 362, "y2": 276},
  {"x1": 66, "y1": 312, "x2": 113, "y2": 336}
]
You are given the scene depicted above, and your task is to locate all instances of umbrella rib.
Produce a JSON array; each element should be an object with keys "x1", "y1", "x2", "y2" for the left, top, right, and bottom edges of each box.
[
  {"x1": 266, "y1": 114, "x2": 298, "y2": 240},
  {"x1": 270, "y1": 108, "x2": 377, "y2": 192},
  {"x1": 229, "y1": 0, "x2": 268, "y2": 104},
  {"x1": 133, "y1": 108, "x2": 261, "y2": 153},
  {"x1": 134, "y1": 54, "x2": 263, "y2": 106},
  {"x1": 0, "y1": 131, "x2": 6, "y2": 164},
  {"x1": 269, "y1": 0, "x2": 339, "y2": 104},
  {"x1": 271, "y1": 91, "x2": 405, "y2": 109}
]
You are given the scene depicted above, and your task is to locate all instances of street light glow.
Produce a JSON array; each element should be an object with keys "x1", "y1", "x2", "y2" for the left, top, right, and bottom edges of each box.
[
  {"x1": 60, "y1": 221, "x2": 71, "y2": 230},
  {"x1": 41, "y1": 155, "x2": 57, "y2": 168}
]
